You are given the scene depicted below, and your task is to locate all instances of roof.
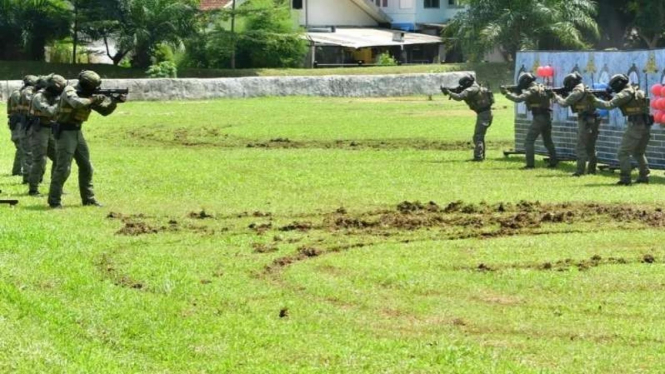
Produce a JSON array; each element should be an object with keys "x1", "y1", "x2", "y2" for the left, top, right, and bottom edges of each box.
[
  {"x1": 200, "y1": 0, "x2": 231, "y2": 11},
  {"x1": 306, "y1": 28, "x2": 442, "y2": 49}
]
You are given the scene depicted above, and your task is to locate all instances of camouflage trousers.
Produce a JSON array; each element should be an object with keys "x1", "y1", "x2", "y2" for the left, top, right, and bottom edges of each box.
[
  {"x1": 524, "y1": 113, "x2": 557, "y2": 167},
  {"x1": 575, "y1": 114, "x2": 600, "y2": 175},
  {"x1": 11, "y1": 127, "x2": 23, "y2": 176},
  {"x1": 29, "y1": 124, "x2": 57, "y2": 192},
  {"x1": 473, "y1": 110, "x2": 493, "y2": 160},
  {"x1": 48, "y1": 129, "x2": 95, "y2": 206},
  {"x1": 618, "y1": 121, "x2": 650, "y2": 183}
]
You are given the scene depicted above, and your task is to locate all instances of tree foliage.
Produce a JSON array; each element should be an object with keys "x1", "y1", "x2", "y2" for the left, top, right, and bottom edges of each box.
[
  {"x1": 624, "y1": 0, "x2": 665, "y2": 49},
  {"x1": 445, "y1": 0, "x2": 599, "y2": 61}
]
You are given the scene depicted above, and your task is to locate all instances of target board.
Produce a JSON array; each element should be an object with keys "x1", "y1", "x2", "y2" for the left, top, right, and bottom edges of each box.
[{"x1": 513, "y1": 49, "x2": 665, "y2": 169}]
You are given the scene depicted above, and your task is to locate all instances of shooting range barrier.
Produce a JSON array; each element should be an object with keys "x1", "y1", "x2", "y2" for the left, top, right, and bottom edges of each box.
[
  {"x1": 2, "y1": 72, "x2": 471, "y2": 102},
  {"x1": 512, "y1": 49, "x2": 665, "y2": 169}
]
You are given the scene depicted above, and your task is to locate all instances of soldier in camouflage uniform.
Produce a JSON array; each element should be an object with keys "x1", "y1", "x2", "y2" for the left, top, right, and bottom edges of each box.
[
  {"x1": 48, "y1": 71, "x2": 124, "y2": 208},
  {"x1": 7, "y1": 75, "x2": 37, "y2": 179},
  {"x1": 551, "y1": 72, "x2": 600, "y2": 176},
  {"x1": 17, "y1": 76, "x2": 39, "y2": 183},
  {"x1": 441, "y1": 74, "x2": 494, "y2": 161},
  {"x1": 501, "y1": 73, "x2": 558, "y2": 169},
  {"x1": 593, "y1": 74, "x2": 652, "y2": 185},
  {"x1": 27, "y1": 75, "x2": 63, "y2": 196}
]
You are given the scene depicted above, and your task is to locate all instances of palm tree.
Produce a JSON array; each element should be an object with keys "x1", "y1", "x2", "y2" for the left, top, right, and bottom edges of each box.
[{"x1": 445, "y1": 0, "x2": 599, "y2": 61}]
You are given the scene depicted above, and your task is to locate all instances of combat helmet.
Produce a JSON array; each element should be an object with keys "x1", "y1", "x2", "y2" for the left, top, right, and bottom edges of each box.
[
  {"x1": 47, "y1": 74, "x2": 67, "y2": 95},
  {"x1": 36, "y1": 74, "x2": 52, "y2": 90},
  {"x1": 517, "y1": 72, "x2": 536, "y2": 89},
  {"x1": 608, "y1": 74, "x2": 629, "y2": 93},
  {"x1": 458, "y1": 74, "x2": 475, "y2": 89},
  {"x1": 77, "y1": 70, "x2": 102, "y2": 92},
  {"x1": 563, "y1": 72, "x2": 583, "y2": 90},
  {"x1": 23, "y1": 75, "x2": 38, "y2": 87}
]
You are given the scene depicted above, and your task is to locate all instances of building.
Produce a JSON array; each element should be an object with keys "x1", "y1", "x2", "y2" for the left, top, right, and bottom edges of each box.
[{"x1": 200, "y1": 0, "x2": 463, "y2": 67}]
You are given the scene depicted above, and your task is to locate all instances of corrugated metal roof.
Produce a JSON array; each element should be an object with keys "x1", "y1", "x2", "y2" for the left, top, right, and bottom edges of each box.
[{"x1": 306, "y1": 28, "x2": 442, "y2": 49}]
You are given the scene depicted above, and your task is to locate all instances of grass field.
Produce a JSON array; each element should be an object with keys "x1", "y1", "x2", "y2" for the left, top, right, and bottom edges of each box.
[{"x1": 1, "y1": 95, "x2": 665, "y2": 373}]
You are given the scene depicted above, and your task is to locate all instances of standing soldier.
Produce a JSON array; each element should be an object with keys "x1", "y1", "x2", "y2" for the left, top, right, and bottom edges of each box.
[
  {"x1": 27, "y1": 75, "x2": 63, "y2": 196},
  {"x1": 501, "y1": 73, "x2": 558, "y2": 169},
  {"x1": 593, "y1": 74, "x2": 652, "y2": 185},
  {"x1": 7, "y1": 75, "x2": 37, "y2": 180},
  {"x1": 441, "y1": 74, "x2": 494, "y2": 161},
  {"x1": 48, "y1": 71, "x2": 124, "y2": 209},
  {"x1": 17, "y1": 76, "x2": 39, "y2": 183},
  {"x1": 550, "y1": 72, "x2": 600, "y2": 176}
]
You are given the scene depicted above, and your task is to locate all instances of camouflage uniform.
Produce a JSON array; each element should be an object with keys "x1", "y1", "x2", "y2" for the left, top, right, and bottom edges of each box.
[
  {"x1": 48, "y1": 76, "x2": 119, "y2": 208},
  {"x1": 553, "y1": 83, "x2": 600, "y2": 175},
  {"x1": 448, "y1": 82, "x2": 494, "y2": 161},
  {"x1": 27, "y1": 87, "x2": 59, "y2": 195},
  {"x1": 594, "y1": 85, "x2": 651, "y2": 184},
  {"x1": 18, "y1": 85, "x2": 37, "y2": 183},
  {"x1": 504, "y1": 83, "x2": 557, "y2": 168},
  {"x1": 6, "y1": 90, "x2": 23, "y2": 176}
]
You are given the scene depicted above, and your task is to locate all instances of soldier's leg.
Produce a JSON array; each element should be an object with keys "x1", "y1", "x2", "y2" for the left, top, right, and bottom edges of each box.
[
  {"x1": 633, "y1": 125, "x2": 651, "y2": 182},
  {"x1": 73, "y1": 132, "x2": 96, "y2": 204},
  {"x1": 20, "y1": 127, "x2": 33, "y2": 183},
  {"x1": 473, "y1": 112, "x2": 492, "y2": 160},
  {"x1": 617, "y1": 127, "x2": 639, "y2": 184},
  {"x1": 11, "y1": 129, "x2": 22, "y2": 175},
  {"x1": 46, "y1": 134, "x2": 57, "y2": 180},
  {"x1": 586, "y1": 118, "x2": 600, "y2": 174},
  {"x1": 524, "y1": 121, "x2": 540, "y2": 168},
  {"x1": 539, "y1": 115, "x2": 557, "y2": 166},
  {"x1": 28, "y1": 127, "x2": 49, "y2": 193},
  {"x1": 48, "y1": 131, "x2": 78, "y2": 207},
  {"x1": 575, "y1": 119, "x2": 589, "y2": 175}
]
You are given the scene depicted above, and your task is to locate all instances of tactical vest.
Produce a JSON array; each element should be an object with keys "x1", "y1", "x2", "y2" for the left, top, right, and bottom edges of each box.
[
  {"x1": 56, "y1": 86, "x2": 93, "y2": 125},
  {"x1": 29, "y1": 92, "x2": 57, "y2": 124},
  {"x1": 619, "y1": 86, "x2": 649, "y2": 117},
  {"x1": 571, "y1": 87, "x2": 595, "y2": 114},
  {"x1": 525, "y1": 84, "x2": 551, "y2": 112},
  {"x1": 7, "y1": 90, "x2": 21, "y2": 115},
  {"x1": 466, "y1": 85, "x2": 494, "y2": 113},
  {"x1": 18, "y1": 86, "x2": 35, "y2": 114}
]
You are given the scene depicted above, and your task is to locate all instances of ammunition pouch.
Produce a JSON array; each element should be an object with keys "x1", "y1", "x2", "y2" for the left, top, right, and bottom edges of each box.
[
  {"x1": 52, "y1": 122, "x2": 80, "y2": 140},
  {"x1": 8, "y1": 114, "x2": 20, "y2": 130}
]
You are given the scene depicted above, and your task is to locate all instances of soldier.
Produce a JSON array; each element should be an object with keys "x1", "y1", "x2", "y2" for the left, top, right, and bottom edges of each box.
[
  {"x1": 27, "y1": 75, "x2": 63, "y2": 196},
  {"x1": 48, "y1": 70, "x2": 124, "y2": 209},
  {"x1": 441, "y1": 74, "x2": 494, "y2": 161},
  {"x1": 17, "y1": 76, "x2": 39, "y2": 183},
  {"x1": 593, "y1": 74, "x2": 652, "y2": 185},
  {"x1": 550, "y1": 72, "x2": 600, "y2": 176},
  {"x1": 501, "y1": 73, "x2": 558, "y2": 169},
  {"x1": 7, "y1": 75, "x2": 37, "y2": 180}
]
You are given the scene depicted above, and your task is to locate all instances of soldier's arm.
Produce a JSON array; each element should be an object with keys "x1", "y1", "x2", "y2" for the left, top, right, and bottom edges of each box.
[
  {"x1": 594, "y1": 90, "x2": 632, "y2": 109},
  {"x1": 448, "y1": 86, "x2": 479, "y2": 101},
  {"x1": 33, "y1": 94, "x2": 59, "y2": 117},
  {"x1": 92, "y1": 97, "x2": 118, "y2": 117},
  {"x1": 62, "y1": 88, "x2": 94, "y2": 109},
  {"x1": 5, "y1": 97, "x2": 10, "y2": 115},
  {"x1": 504, "y1": 89, "x2": 532, "y2": 103},
  {"x1": 553, "y1": 88, "x2": 584, "y2": 107}
]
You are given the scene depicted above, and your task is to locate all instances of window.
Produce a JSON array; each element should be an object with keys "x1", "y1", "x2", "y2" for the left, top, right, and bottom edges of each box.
[
  {"x1": 293, "y1": 0, "x2": 302, "y2": 9},
  {"x1": 375, "y1": 0, "x2": 388, "y2": 7},
  {"x1": 424, "y1": 0, "x2": 440, "y2": 8},
  {"x1": 448, "y1": 0, "x2": 461, "y2": 6}
]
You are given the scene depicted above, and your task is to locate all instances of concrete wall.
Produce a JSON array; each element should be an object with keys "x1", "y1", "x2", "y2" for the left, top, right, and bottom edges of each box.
[{"x1": 1, "y1": 72, "x2": 471, "y2": 102}]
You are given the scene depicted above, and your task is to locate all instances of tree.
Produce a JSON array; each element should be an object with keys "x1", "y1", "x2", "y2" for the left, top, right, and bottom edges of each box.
[
  {"x1": 445, "y1": 0, "x2": 599, "y2": 62},
  {"x1": 625, "y1": 0, "x2": 665, "y2": 49}
]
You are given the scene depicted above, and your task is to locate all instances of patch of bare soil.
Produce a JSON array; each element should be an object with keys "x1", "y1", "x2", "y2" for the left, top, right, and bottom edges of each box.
[
  {"x1": 116, "y1": 221, "x2": 165, "y2": 236},
  {"x1": 466, "y1": 254, "x2": 653, "y2": 273},
  {"x1": 96, "y1": 253, "x2": 145, "y2": 290},
  {"x1": 253, "y1": 243, "x2": 278, "y2": 254},
  {"x1": 189, "y1": 210, "x2": 215, "y2": 219}
]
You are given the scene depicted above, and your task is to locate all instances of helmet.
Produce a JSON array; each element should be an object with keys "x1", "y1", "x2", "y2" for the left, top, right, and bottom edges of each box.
[
  {"x1": 458, "y1": 74, "x2": 475, "y2": 89},
  {"x1": 36, "y1": 74, "x2": 51, "y2": 90},
  {"x1": 77, "y1": 70, "x2": 101, "y2": 92},
  {"x1": 47, "y1": 74, "x2": 67, "y2": 95},
  {"x1": 563, "y1": 72, "x2": 583, "y2": 90},
  {"x1": 517, "y1": 72, "x2": 536, "y2": 89},
  {"x1": 23, "y1": 75, "x2": 38, "y2": 87},
  {"x1": 608, "y1": 74, "x2": 629, "y2": 93}
]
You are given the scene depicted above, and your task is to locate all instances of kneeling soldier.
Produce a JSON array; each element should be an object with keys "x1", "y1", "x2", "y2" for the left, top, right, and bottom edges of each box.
[
  {"x1": 551, "y1": 72, "x2": 600, "y2": 176},
  {"x1": 593, "y1": 74, "x2": 651, "y2": 185},
  {"x1": 48, "y1": 71, "x2": 123, "y2": 208},
  {"x1": 442, "y1": 74, "x2": 494, "y2": 161}
]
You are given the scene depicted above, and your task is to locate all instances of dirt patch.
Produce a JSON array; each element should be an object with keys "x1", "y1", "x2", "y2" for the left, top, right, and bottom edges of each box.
[
  {"x1": 253, "y1": 243, "x2": 278, "y2": 254},
  {"x1": 96, "y1": 253, "x2": 145, "y2": 290},
  {"x1": 279, "y1": 221, "x2": 314, "y2": 232},
  {"x1": 189, "y1": 210, "x2": 215, "y2": 219},
  {"x1": 116, "y1": 221, "x2": 165, "y2": 236}
]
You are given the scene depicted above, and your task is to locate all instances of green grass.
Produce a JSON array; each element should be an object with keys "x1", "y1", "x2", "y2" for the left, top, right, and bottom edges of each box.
[
  {"x1": 1, "y1": 95, "x2": 665, "y2": 373},
  {"x1": 0, "y1": 60, "x2": 512, "y2": 87}
]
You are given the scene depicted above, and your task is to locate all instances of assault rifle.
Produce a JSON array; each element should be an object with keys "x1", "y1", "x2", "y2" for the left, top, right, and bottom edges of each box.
[
  {"x1": 500, "y1": 84, "x2": 522, "y2": 94},
  {"x1": 78, "y1": 88, "x2": 129, "y2": 102},
  {"x1": 545, "y1": 86, "x2": 571, "y2": 98},
  {"x1": 440, "y1": 85, "x2": 464, "y2": 99},
  {"x1": 589, "y1": 87, "x2": 613, "y2": 100}
]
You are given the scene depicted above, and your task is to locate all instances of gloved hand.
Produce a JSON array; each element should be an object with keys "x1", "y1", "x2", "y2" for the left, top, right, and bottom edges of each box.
[
  {"x1": 91, "y1": 94, "x2": 106, "y2": 104},
  {"x1": 500, "y1": 86, "x2": 507, "y2": 95},
  {"x1": 115, "y1": 94, "x2": 127, "y2": 103},
  {"x1": 440, "y1": 86, "x2": 449, "y2": 95}
]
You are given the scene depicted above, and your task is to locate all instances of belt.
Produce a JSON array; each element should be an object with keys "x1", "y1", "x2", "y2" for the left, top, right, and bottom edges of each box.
[
  {"x1": 475, "y1": 106, "x2": 491, "y2": 114},
  {"x1": 57, "y1": 123, "x2": 82, "y2": 131}
]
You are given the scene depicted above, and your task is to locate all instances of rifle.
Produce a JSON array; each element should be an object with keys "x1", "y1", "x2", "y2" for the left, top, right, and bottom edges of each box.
[
  {"x1": 440, "y1": 85, "x2": 464, "y2": 99},
  {"x1": 0, "y1": 190, "x2": 18, "y2": 206},
  {"x1": 545, "y1": 86, "x2": 571, "y2": 97},
  {"x1": 589, "y1": 88, "x2": 613, "y2": 100},
  {"x1": 78, "y1": 88, "x2": 129, "y2": 102},
  {"x1": 500, "y1": 85, "x2": 522, "y2": 94}
]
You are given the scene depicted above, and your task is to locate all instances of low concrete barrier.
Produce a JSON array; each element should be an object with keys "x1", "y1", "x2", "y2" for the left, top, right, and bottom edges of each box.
[{"x1": 1, "y1": 72, "x2": 471, "y2": 102}]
